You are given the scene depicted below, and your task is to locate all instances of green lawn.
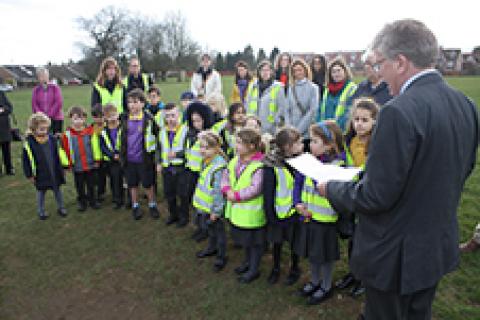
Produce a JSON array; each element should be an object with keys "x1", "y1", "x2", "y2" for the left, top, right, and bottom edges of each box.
[{"x1": 0, "y1": 76, "x2": 478, "y2": 319}]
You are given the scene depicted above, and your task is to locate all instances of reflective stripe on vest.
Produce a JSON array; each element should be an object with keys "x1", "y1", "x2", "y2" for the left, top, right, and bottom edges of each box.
[
  {"x1": 224, "y1": 157, "x2": 265, "y2": 228},
  {"x1": 144, "y1": 122, "x2": 156, "y2": 153},
  {"x1": 301, "y1": 177, "x2": 337, "y2": 223},
  {"x1": 159, "y1": 125, "x2": 187, "y2": 167},
  {"x1": 65, "y1": 130, "x2": 102, "y2": 164},
  {"x1": 192, "y1": 158, "x2": 227, "y2": 213},
  {"x1": 186, "y1": 139, "x2": 202, "y2": 172},
  {"x1": 246, "y1": 82, "x2": 280, "y2": 124},
  {"x1": 23, "y1": 141, "x2": 36, "y2": 176},
  {"x1": 94, "y1": 82, "x2": 124, "y2": 113},
  {"x1": 273, "y1": 167, "x2": 296, "y2": 219},
  {"x1": 320, "y1": 81, "x2": 357, "y2": 121},
  {"x1": 101, "y1": 129, "x2": 122, "y2": 161},
  {"x1": 24, "y1": 139, "x2": 69, "y2": 176},
  {"x1": 123, "y1": 73, "x2": 149, "y2": 92},
  {"x1": 90, "y1": 132, "x2": 104, "y2": 161},
  {"x1": 211, "y1": 119, "x2": 228, "y2": 133}
]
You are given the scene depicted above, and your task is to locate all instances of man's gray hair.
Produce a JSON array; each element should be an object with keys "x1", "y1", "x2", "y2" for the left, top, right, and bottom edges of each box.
[{"x1": 372, "y1": 19, "x2": 439, "y2": 68}]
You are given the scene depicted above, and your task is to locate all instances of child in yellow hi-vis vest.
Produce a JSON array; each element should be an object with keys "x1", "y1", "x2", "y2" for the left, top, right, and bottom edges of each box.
[
  {"x1": 221, "y1": 128, "x2": 265, "y2": 284},
  {"x1": 335, "y1": 97, "x2": 379, "y2": 297},
  {"x1": 295, "y1": 121, "x2": 346, "y2": 305},
  {"x1": 22, "y1": 112, "x2": 68, "y2": 220},
  {"x1": 193, "y1": 130, "x2": 228, "y2": 272}
]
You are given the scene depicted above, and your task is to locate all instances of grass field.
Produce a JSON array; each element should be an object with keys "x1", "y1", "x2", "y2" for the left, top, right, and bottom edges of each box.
[{"x1": 0, "y1": 76, "x2": 478, "y2": 319}]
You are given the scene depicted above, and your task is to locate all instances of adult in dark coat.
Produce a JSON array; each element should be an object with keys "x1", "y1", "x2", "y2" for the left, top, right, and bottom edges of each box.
[
  {"x1": 349, "y1": 52, "x2": 393, "y2": 106},
  {"x1": 0, "y1": 91, "x2": 13, "y2": 174},
  {"x1": 317, "y1": 19, "x2": 479, "y2": 320}
]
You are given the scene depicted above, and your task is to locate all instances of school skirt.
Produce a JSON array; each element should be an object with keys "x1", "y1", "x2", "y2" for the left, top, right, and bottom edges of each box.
[
  {"x1": 267, "y1": 218, "x2": 298, "y2": 245},
  {"x1": 231, "y1": 225, "x2": 266, "y2": 248},
  {"x1": 294, "y1": 220, "x2": 339, "y2": 265}
]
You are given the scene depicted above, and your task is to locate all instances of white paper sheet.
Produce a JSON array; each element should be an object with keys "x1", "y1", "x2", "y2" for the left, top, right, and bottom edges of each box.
[{"x1": 286, "y1": 153, "x2": 362, "y2": 184}]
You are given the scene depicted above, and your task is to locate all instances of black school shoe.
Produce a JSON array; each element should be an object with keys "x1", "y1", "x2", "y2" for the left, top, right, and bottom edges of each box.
[
  {"x1": 113, "y1": 202, "x2": 123, "y2": 210},
  {"x1": 238, "y1": 272, "x2": 260, "y2": 284},
  {"x1": 176, "y1": 220, "x2": 188, "y2": 228},
  {"x1": 165, "y1": 216, "x2": 178, "y2": 226},
  {"x1": 196, "y1": 248, "x2": 218, "y2": 258},
  {"x1": 297, "y1": 282, "x2": 321, "y2": 297},
  {"x1": 132, "y1": 207, "x2": 143, "y2": 220},
  {"x1": 234, "y1": 262, "x2": 249, "y2": 275},
  {"x1": 57, "y1": 209, "x2": 67, "y2": 218},
  {"x1": 213, "y1": 257, "x2": 228, "y2": 272},
  {"x1": 149, "y1": 206, "x2": 160, "y2": 219},
  {"x1": 90, "y1": 201, "x2": 100, "y2": 210},
  {"x1": 335, "y1": 272, "x2": 355, "y2": 290},
  {"x1": 307, "y1": 286, "x2": 333, "y2": 305},
  {"x1": 38, "y1": 213, "x2": 49, "y2": 220},
  {"x1": 350, "y1": 281, "x2": 365, "y2": 298},
  {"x1": 78, "y1": 201, "x2": 87, "y2": 212},
  {"x1": 267, "y1": 268, "x2": 280, "y2": 285}
]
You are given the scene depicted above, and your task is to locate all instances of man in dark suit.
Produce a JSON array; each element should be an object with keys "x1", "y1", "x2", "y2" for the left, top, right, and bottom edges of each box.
[{"x1": 317, "y1": 19, "x2": 479, "y2": 320}]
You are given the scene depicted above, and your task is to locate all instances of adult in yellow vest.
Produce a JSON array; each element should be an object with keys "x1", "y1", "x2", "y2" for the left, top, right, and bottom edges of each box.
[
  {"x1": 231, "y1": 60, "x2": 254, "y2": 105},
  {"x1": 123, "y1": 56, "x2": 153, "y2": 94},
  {"x1": 91, "y1": 57, "x2": 126, "y2": 114},
  {"x1": 316, "y1": 56, "x2": 357, "y2": 132},
  {"x1": 245, "y1": 60, "x2": 287, "y2": 136}
]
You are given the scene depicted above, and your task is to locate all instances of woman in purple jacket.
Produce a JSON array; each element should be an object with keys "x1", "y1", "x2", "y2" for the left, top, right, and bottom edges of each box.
[{"x1": 32, "y1": 68, "x2": 64, "y2": 135}]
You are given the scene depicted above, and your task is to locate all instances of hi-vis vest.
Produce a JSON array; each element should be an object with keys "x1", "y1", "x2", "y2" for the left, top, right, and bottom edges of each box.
[
  {"x1": 211, "y1": 119, "x2": 235, "y2": 157},
  {"x1": 159, "y1": 124, "x2": 188, "y2": 167},
  {"x1": 192, "y1": 157, "x2": 227, "y2": 214},
  {"x1": 94, "y1": 82, "x2": 124, "y2": 113},
  {"x1": 100, "y1": 128, "x2": 122, "y2": 161},
  {"x1": 301, "y1": 160, "x2": 344, "y2": 223},
  {"x1": 273, "y1": 167, "x2": 296, "y2": 219},
  {"x1": 123, "y1": 73, "x2": 150, "y2": 92},
  {"x1": 246, "y1": 81, "x2": 281, "y2": 124},
  {"x1": 154, "y1": 110, "x2": 183, "y2": 130},
  {"x1": 64, "y1": 129, "x2": 102, "y2": 166},
  {"x1": 23, "y1": 139, "x2": 69, "y2": 176},
  {"x1": 320, "y1": 81, "x2": 357, "y2": 122},
  {"x1": 224, "y1": 157, "x2": 265, "y2": 228},
  {"x1": 185, "y1": 139, "x2": 202, "y2": 172}
]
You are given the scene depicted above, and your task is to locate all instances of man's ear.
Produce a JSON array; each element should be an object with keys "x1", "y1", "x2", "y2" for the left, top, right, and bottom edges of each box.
[{"x1": 395, "y1": 54, "x2": 411, "y2": 75}]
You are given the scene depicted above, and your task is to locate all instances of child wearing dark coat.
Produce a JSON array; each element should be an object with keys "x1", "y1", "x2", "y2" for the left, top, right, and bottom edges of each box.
[{"x1": 23, "y1": 112, "x2": 67, "y2": 220}]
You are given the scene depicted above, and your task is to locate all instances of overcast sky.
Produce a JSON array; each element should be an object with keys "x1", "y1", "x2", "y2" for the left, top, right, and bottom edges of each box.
[{"x1": 0, "y1": 0, "x2": 477, "y2": 65}]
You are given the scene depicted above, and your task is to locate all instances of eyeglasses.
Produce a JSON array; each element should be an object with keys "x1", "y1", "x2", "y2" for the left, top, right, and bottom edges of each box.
[{"x1": 372, "y1": 58, "x2": 387, "y2": 72}]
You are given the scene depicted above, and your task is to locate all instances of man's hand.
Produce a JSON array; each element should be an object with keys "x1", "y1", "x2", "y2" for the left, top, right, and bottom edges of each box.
[
  {"x1": 168, "y1": 151, "x2": 176, "y2": 159},
  {"x1": 113, "y1": 154, "x2": 120, "y2": 161},
  {"x1": 29, "y1": 177, "x2": 35, "y2": 184},
  {"x1": 210, "y1": 214, "x2": 218, "y2": 222},
  {"x1": 156, "y1": 164, "x2": 162, "y2": 173}
]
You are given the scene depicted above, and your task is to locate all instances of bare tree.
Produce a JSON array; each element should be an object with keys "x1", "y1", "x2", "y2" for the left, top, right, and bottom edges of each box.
[{"x1": 76, "y1": 6, "x2": 130, "y2": 61}]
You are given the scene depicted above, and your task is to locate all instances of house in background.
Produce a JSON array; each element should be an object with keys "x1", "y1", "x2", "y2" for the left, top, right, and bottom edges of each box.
[
  {"x1": 0, "y1": 66, "x2": 17, "y2": 87},
  {"x1": 437, "y1": 48, "x2": 463, "y2": 75},
  {"x1": 47, "y1": 64, "x2": 89, "y2": 85},
  {"x1": 325, "y1": 51, "x2": 364, "y2": 73},
  {"x1": 1, "y1": 65, "x2": 37, "y2": 87}
]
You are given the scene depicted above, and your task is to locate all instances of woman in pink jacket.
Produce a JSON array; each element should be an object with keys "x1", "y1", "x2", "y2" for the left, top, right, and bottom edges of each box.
[{"x1": 32, "y1": 68, "x2": 64, "y2": 135}]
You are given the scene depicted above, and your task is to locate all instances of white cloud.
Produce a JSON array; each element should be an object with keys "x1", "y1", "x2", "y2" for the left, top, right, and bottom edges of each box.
[{"x1": 0, "y1": 0, "x2": 477, "y2": 65}]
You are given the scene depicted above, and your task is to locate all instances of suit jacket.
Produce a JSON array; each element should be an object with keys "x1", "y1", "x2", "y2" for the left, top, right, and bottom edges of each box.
[{"x1": 326, "y1": 71, "x2": 479, "y2": 294}]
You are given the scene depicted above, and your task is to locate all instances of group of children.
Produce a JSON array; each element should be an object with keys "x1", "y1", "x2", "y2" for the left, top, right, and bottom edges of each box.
[{"x1": 22, "y1": 85, "x2": 380, "y2": 305}]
